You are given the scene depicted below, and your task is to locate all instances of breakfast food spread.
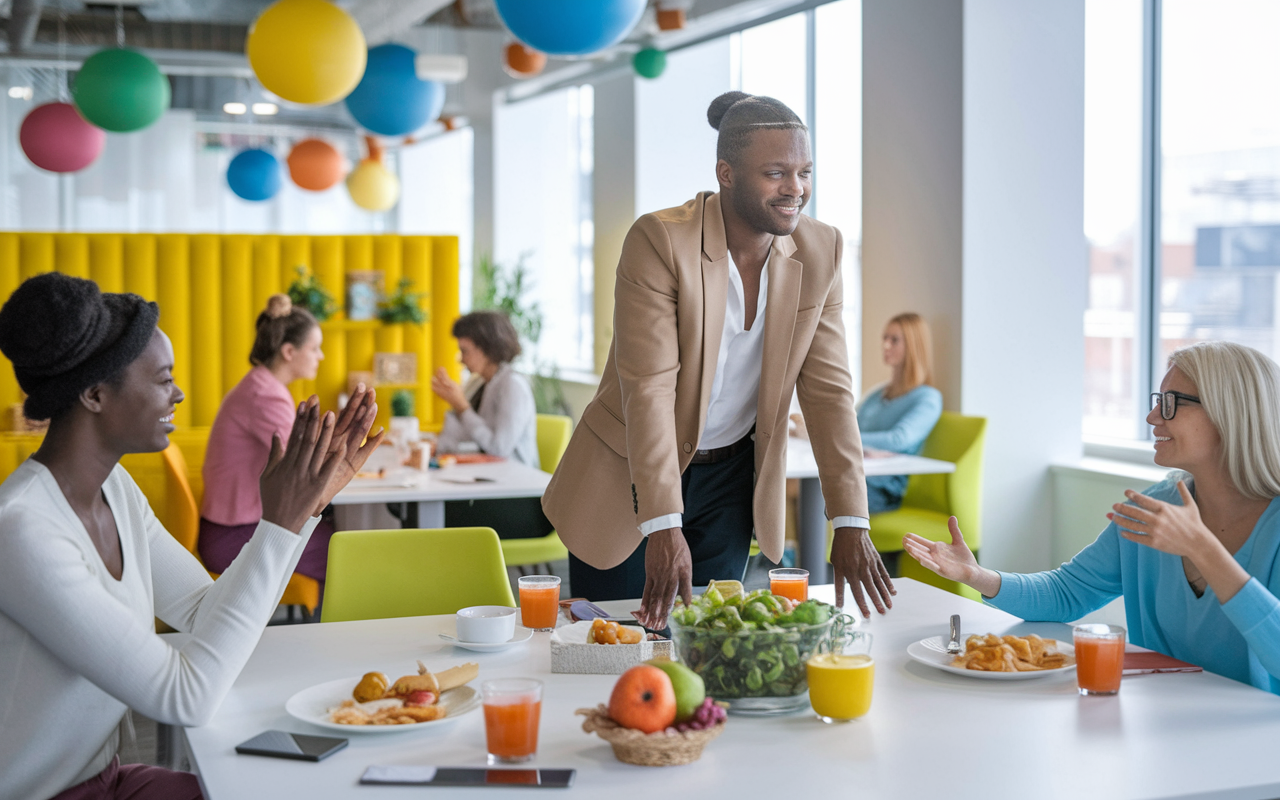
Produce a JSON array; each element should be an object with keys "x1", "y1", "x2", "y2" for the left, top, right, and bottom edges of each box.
[
  {"x1": 950, "y1": 634, "x2": 1075, "y2": 672},
  {"x1": 329, "y1": 660, "x2": 479, "y2": 725}
]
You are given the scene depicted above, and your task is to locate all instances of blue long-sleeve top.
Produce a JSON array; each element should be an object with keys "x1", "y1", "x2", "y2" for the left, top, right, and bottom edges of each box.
[
  {"x1": 856, "y1": 384, "x2": 943, "y2": 498},
  {"x1": 989, "y1": 476, "x2": 1280, "y2": 694}
]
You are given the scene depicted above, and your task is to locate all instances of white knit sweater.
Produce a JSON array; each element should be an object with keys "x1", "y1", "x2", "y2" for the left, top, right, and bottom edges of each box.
[{"x1": 0, "y1": 459, "x2": 317, "y2": 800}]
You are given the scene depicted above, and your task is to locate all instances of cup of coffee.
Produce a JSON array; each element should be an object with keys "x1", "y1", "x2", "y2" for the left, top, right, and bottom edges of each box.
[{"x1": 456, "y1": 606, "x2": 518, "y2": 643}]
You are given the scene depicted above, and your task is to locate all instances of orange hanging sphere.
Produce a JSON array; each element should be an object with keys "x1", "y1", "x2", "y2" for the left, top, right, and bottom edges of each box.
[
  {"x1": 287, "y1": 138, "x2": 345, "y2": 191},
  {"x1": 503, "y1": 42, "x2": 547, "y2": 78}
]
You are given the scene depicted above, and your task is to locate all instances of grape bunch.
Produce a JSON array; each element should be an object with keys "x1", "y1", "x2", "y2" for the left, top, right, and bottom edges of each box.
[{"x1": 668, "y1": 698, "x2": 727, "y2": 733}]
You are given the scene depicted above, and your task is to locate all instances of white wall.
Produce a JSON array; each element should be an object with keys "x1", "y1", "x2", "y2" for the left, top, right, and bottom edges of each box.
[{"x1": 962, "y1": 0, "x2": 1087, "y2": 572}]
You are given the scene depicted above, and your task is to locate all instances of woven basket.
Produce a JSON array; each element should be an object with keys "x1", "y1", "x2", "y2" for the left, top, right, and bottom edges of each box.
[{"x1": 576, "y1": 704, "x2": 726, "y2": 767}]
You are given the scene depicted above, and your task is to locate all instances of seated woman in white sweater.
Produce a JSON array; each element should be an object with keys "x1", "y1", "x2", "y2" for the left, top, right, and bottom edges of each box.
[{"x1": 0, "y1": 273, "x2": 383, "y2": 800}]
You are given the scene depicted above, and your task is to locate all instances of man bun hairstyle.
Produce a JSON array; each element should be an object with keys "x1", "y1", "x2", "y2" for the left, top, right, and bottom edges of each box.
[
  {"x1": 707, "y1": 91, "x2": 806, "y2": 166},
  {"x1": 250, "y1": 293, "x2": 318, "y2": 367},
  {"x1": 0, "y1": 272, "x2": 159, "y2": 421}
]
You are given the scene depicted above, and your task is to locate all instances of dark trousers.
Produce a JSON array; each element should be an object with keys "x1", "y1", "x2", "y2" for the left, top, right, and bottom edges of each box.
[
  {"x1": 568, "y1": 444, "x2": 756, "y2": 601},
  {"x1": 445, "y1": 497, "x2": 555, "y2": 540}
]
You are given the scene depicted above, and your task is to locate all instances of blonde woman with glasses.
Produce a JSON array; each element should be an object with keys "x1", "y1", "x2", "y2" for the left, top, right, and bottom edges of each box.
[{"x1": 905, "y1": 341, "x2": 1280, "y2": 694}]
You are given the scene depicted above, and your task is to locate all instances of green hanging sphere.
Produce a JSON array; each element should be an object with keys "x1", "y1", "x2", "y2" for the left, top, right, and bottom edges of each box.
[
  {"x1": 633, "y1": 48, "x2": 667, "y2": 80},
  {"x1": 73, "y1": 49, "x2": 171, "y2": 133}
]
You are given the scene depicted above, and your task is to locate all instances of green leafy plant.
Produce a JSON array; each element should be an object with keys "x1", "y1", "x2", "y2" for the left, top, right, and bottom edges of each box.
[
  {"x1": 378, "y1": 278, "x2": 429, "y2": 325},
  {"x1": 390, "y1": 389, "x2": 415, "y2": 418},
  {"x1": 286, "y1": 266, "x2": 337, "y2": 322},
  {"x1": 472, "y1": 252, "x2": 570, "y2": 417}
]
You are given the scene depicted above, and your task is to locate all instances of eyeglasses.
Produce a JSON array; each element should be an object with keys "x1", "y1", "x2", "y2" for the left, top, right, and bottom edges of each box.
[{"x1": 1150, "y1": 391, "x2": 1201, "y2": 420}]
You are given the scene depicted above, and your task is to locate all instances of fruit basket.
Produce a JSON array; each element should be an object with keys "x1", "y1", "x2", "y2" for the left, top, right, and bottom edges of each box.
[
  {"x1": 576, "y1": 705, "x2": 726, "y2": 767},
  {"x1": 669, "y1": 586, "x2": 854, "y2": 715}
]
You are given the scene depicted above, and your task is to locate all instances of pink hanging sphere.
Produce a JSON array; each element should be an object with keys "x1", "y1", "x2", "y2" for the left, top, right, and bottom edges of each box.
[{"x1": 19, "y1": 102, "x2": 106, "y2": 173}]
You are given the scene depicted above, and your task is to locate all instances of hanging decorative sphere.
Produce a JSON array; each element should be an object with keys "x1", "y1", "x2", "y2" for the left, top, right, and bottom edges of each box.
[
  {"x1": 633, "y1": 48, "x2": 666, "y2": 80},
  {"x1": 246, "y1": 0, "x2": 367, "y2": 105},
  {"x1": 72, "y1": 48, "x2": 170, "y2": 132},
  {"x1": 227, "y1": 149, "x2": 282, "y2": 201},
  {"x1": 19, "y1": 102, "x2": 106, "y2": 173},
  {"x1": 494, "y1": 0, "x2": 646, "y2": 57},
  {"x1": 344, "y1": 43, "x2": 446, "y2": 136},
  {"x1": 503, "y1": 42, "x2": 547, "y2": 79},
  {"x1": 287, "y1": 139, "x2": 345, "y2": 191},
  {"x1": 346, "y1": 159, "x2": 400, "y2": 211}
]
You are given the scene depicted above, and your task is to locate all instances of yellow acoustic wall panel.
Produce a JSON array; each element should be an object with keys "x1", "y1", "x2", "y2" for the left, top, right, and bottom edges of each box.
[
  {"x1": 0, "y1": 234, "x2": 20, "y2": 409},
  {"x1": 156, "y1": 235, "x2": 191, "y2": 428},
  {"x1": 189, "y1": 236, "x2": 223, "y2": 426},
  {"x1": 431, "y1": 236, "x2": 460, "y2": 425},
  {"x1": 0, "y1": 233, "x2": 459, "y2": 439},
  {"x1": 123, "y1": 235, "x2": 158, "y2": 301}
]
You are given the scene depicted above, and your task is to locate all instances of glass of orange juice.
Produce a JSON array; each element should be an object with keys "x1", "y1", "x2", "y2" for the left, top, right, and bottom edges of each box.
[
  {"x1": 1073, "y1": 623, "x2": 1126, "y2": 695},
  {"x1": 482, "y1": 678, "x2": 543, "y2": 764},
  {"x1": 517, "y1": 575, "x2": 560, "y2": 631},
  {"x1": 806, "y1": 631, "x2": 874, "y2": 723},
  {"x1": 769, "y1": 568, "x2": 809, "y2": 603}
]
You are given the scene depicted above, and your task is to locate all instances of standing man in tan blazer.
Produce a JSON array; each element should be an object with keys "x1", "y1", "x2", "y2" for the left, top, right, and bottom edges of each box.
[{"x1": 542, "y1": 92, "x2": 894, "y2": 628}]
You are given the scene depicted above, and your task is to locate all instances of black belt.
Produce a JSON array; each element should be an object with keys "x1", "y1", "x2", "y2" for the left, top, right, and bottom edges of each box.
[{"x1": 689, "y1": 429, "x2": 755, "y2": 464}]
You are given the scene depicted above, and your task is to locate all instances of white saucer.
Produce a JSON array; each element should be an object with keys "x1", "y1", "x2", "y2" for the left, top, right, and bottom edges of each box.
[{"x1": 438, "y1": 627, "x2": 534, "y2": 652}]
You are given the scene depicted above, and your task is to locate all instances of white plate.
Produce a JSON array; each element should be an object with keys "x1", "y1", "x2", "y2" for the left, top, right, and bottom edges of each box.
[
  {"x1": 285, "y1": 678, "x2": 480, "y2": 734},
  {"x1": 438, "y1": 627, "x2": 534, "y2": 652},
  {"x1": 907, "y1": 635, "x2": 1076, "y2": 680}
]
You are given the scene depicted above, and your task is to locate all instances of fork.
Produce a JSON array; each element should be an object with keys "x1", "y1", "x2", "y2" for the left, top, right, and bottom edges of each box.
[{"x1": 946, "y1": 614, "x2": 962, "y2": 654}]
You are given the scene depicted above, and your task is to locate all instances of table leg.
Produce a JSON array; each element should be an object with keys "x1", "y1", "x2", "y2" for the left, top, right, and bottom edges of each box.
[
  {"x1": 416, "y1": 500, "x2": 445, "y2": 529},
  {"x1": 798, "y1": 477, "x2": 832, "y2": 582}
]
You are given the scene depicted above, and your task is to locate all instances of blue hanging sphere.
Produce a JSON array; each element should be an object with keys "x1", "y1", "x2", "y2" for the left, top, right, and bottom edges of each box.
[
  {"x1": 227, "y1": 148, "x2": 282, "y2": 201},
  {"x1": 345, "y1": 43, "x2": 445, "y2": 136},
  {"x1": 494, "y1": 0, "x2": 646, "y2": 57}
]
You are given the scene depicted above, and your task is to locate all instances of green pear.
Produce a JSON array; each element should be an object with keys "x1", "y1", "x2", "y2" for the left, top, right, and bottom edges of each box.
[{"x1": 646, "y1": 658, "x2": 705, "y2": 722}]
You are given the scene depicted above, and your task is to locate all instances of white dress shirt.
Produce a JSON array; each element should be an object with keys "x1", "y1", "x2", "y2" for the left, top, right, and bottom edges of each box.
[{"x1": 639, "y1": 249, "x2": 869, "y2": 537}]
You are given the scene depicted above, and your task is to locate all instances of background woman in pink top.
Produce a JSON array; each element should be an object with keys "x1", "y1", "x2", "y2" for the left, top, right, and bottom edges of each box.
[{"x1": 199, "y1": 294, "x2": 334, "y2": 586}]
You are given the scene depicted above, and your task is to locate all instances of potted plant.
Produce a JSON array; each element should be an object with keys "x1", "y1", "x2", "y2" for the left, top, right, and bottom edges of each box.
[
  {"x1": 389, "y1": 388, "x2": 420, "y2": 443},
  {"x1": 378, "y1": 278, "x2": 429, "y2": 325},
  {"x1": 287, "y1": 266, "x2": 338, "y2": 322}
]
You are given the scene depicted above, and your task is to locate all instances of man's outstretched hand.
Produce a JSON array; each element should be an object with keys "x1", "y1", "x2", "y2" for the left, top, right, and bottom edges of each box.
[
  {"x1": 637, "y1": 528, "x2": 693, "y2": 630},
  {"x1": 830, "y1": 526, "x2": 895, "y2": 616}
]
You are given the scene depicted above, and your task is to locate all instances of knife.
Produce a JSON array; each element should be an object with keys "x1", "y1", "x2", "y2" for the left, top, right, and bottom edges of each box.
[{"x1": 946, "y1": 614, "x2": 962, "y2": 654}]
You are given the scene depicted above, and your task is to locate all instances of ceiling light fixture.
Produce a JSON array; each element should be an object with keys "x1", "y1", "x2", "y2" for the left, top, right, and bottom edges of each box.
[
  {"x1": 8, "y1": 86, "x2": 33, "y2": 100},
  {"x1": 223, "y1": 102, "x2": 247, "y2": 115},
  {"x1": 251, "y1": 102, "x2": 279, "y2": 116}
]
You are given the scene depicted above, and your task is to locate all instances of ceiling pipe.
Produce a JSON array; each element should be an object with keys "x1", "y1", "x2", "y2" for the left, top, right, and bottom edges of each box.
[{"x1": 7, "y1": 0, "x2": 46, "y2": 54}]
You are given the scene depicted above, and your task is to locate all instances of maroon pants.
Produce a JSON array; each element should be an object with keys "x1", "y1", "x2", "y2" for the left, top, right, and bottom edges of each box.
[
  {"x1": 198, "y1": 516, "x2": 335, "y2": 586},
  {"x1": 50, "y1": 757, "x2": 202, "y2": 800}
]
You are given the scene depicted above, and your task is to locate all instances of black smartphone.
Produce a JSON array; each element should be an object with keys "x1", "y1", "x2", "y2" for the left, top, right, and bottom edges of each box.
[
  {"x1": 360, "y1": 766, "x2": 575, "y2": 788},
  {"x1": 235, "y1": 730, "x2": 348, "y2": 762}
]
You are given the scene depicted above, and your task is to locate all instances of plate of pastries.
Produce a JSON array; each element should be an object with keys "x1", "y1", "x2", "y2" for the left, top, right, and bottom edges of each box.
[
  {"x1": 285, "y1": 661, "x2": 480, "y2": 733},
  {"x1": 908, "y1": 633, "x2": 1076, "y2": 680}
]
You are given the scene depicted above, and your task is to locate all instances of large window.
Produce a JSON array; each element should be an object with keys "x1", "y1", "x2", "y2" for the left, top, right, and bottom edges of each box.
[{"x1": 1084, "y1": 0, "x2": 1280, "y2": 442}]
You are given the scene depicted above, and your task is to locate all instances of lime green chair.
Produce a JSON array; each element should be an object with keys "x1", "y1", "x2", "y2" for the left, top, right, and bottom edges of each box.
[
  {"x1": 868, "y1": 412, "x2": 986, "y2": 600},
  {"x1": 321, "y1": 527, "x2": 516, "y2": 622},
  {"x1": 500, "y1": 415, "x2": 573, "y2": 573}
]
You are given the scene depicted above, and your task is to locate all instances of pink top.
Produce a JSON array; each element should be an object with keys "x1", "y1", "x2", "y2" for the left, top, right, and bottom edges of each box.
[{"x1": 200, "y1": 365, "x2": 296, "y2": 526}]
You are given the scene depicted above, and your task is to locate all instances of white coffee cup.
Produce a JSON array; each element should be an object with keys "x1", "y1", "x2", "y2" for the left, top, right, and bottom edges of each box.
[{"x1": 456, "y1": 606, "x2": 517, "y2": 643}]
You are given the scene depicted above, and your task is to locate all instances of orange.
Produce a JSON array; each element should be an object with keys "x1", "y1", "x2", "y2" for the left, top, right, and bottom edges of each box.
[{"x1": 608, "y1": 665, "x2": 676, "y2": 733}]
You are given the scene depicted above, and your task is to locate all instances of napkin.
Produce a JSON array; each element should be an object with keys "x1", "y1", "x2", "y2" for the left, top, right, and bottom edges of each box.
[{"x1": 1123, "y1": 645, "x2": 1202, "y2": 675}]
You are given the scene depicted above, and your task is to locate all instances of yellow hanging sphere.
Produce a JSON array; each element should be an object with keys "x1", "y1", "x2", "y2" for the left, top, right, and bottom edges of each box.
[
  {"x1": 246, "y1": 0, "x2": 367, "y2": 105},
  {"x1": 346, "y1": 159, "x2": 400, "y2": 211}
]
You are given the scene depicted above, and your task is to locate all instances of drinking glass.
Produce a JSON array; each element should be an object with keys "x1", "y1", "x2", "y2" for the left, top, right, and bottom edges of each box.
[
  {"x1": 1073, "y1": 623, "x2": 1126, "y2": 695},
  {"x1": 806, "y1": 631, "x2": 874, "y2": 723},
  {"x1": 517, "y1": 575, "x2": 561, "y2": 631},
  {"x1": 482, "y1": 679, "x2": 543, "y2": 765},
  {"x1": 769, "y1": 568, "x2": 809, "y2": 603}
]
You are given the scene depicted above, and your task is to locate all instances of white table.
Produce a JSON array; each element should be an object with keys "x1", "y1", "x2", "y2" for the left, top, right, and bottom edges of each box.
[
  {"x1": 786, "y1": 435, "x2": 956, "y2": 578},
  {"x1": 181, "y1": 579, "x2": 1280, "y2": 800},
  {"x1": 330, "y1": 461, "x2": 551, "y2": 528}
]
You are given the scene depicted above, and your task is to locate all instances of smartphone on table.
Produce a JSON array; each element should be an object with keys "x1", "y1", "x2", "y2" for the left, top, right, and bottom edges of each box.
[
  {"x1": 235, "y1": 730, "x2": 348, "y2": 762},
  {"x1": 360, "y1": 766, "x2": 575, "y2": 788}
]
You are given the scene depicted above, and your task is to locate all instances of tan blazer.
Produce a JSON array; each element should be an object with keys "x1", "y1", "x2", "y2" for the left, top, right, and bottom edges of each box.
[{"x1": 542, "y1": 191, "x2": 868, "y2": 569}]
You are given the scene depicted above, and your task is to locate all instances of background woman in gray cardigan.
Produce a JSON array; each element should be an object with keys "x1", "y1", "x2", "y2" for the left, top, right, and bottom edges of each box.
[{"x1": 432, "y1": 311, "x2": 550, "y2": 538}]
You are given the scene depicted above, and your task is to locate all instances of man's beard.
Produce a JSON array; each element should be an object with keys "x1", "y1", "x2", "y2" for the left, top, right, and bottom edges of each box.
[{"x1": 730, "y1": 189, "x2": 803, "y2": 237}]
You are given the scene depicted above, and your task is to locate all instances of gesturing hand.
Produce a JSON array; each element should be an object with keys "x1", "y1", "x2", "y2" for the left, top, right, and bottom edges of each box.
[
  {"x1": 259, "y1": 397, "x2": 349, "y2": 534},
  {"x1": 431, "y1": 367, "x2": 467, "y2": 413},
  {"x1": 638, "y1": 528, "x2": 693, "y2": 630},
  {"x1": 830, "y1": 527, "x2": 895, "y2": 616},
  {"x1": 1108, "y1": 482, "x2": 1216, "y2": 558},
  {"x1": 310, "y1": 383, "x2": 387, "y2": 516},
  {"x1": 903, "y1": 517, "x2": 1001, "y2": 598}
]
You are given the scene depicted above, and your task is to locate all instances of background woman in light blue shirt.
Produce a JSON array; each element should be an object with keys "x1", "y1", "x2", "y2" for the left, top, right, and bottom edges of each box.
[
  {"x1": 858, "y1": 312, "x2": 943, "y2": 513},
  {"x1": 905, "y1": 341, "x2": 1280, "y2": 694}
]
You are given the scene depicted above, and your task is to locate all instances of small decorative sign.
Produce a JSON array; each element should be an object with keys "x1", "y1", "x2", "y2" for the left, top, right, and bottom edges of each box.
[{"x1": 373, "y1": 352, "x2": 417, "y2": 385}]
